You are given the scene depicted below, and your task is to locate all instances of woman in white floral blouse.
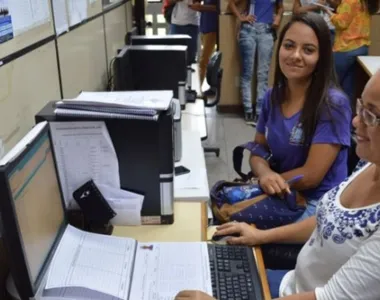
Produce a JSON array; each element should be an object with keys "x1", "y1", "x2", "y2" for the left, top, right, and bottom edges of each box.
[{"x1": 175, "y1": 71, "x2": 380, "y2": 300}]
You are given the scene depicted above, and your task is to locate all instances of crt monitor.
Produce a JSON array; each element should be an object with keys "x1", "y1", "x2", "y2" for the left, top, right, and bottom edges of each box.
[
  {"x1": 114, "y1": 45, "x2": 187, "y2": 99},
  {"x1": 131, "y1": 34, "x2": 192, "y2": 65},
  {"x1": 0, "y1": 123, "x2": 66, "y2": 299}
]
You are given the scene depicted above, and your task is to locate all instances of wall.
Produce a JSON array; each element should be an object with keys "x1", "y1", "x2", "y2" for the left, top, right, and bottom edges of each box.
[{"x1": 0, "y1": 0, "x2": 132, "y2": 297}]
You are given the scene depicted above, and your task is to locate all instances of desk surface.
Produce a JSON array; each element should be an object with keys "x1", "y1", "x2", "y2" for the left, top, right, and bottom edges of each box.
[
  {"x1": 357, "y1": 56, "x2": 380, "y2": 76},
  {"x1": 113, "y1": 201, "x2": 208, "y2": 241},
  {"x1": 182, "y1": 99, "x2": 208, "y2": 140},
  {"x1": 174, "y1": 129, "x2": 209, "y2": 202}
]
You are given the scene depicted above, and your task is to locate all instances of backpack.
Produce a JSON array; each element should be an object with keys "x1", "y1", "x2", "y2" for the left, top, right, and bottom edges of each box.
[
  {"x1": 210, "y1": 142, "x2": 306, "y2": 229},
  {"x1": 164, "y1": 3, "x2": 175, "y2": 24}
]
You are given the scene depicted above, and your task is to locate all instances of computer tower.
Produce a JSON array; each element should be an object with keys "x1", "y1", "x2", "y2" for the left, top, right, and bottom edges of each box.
[
  {"x1": 35, "y1": 101, "x2": 175, "y2": 225},
  {"x1": 114, "y1": 45, "x2": 188, "y2": 108}
]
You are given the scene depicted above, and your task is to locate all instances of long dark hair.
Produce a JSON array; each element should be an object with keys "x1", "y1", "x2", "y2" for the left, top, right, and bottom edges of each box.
[
  {"x1": 362, "y1": 0, "x2": 380, "y2": 15},
  {"x1": 271, "y1": 12, "x2": 338, "y2": 145}
]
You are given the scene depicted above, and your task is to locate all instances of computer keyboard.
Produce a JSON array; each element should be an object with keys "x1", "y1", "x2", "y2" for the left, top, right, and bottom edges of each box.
[{"x1": 208, "y1": 244, "x2": 264, "y2": 300}]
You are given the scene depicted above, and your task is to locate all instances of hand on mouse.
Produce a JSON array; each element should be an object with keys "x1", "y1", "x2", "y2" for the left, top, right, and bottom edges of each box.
[
  {"x1": 175, "y1": 290, "x2": 216, "y2": 300},
  {"x1": 215, "y1": 222, "x2": 267, "y2": 246}
]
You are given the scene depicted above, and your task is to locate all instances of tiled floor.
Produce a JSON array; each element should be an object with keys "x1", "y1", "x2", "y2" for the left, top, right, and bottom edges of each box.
[{"x1": 202, "y1": 107, "x2": 257, "y2": 188}]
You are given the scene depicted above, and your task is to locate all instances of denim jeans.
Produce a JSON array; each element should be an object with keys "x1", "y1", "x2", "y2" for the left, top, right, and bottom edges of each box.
[
  {"x1": 170, "y1": 24, "x2": 199, "y2": 65},
  {"x1": 296, "y1": 198, "x2": 319, "y2": 222},
  {"x1": 266, "y1": 269, "x2": 290, "y2": 298},
  {"x1": 334, "y1": 45, "x2": 368, "y2": 103},
  {"x1": 238, "y1": 23, "x2": 274, "y2": 115}
]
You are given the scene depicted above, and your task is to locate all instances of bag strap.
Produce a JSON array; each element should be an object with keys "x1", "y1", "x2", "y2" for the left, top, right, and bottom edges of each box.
[{"x1": 233, "y1": 141, "x2": 273, "y2": 181}]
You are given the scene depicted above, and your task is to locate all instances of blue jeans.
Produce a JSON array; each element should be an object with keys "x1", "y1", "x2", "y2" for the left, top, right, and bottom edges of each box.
[
  {"x1": 296, "y1": 198, "x2": 319, "y2": 222},
  {"x1": 170, "y1": 24, "x2": 199, "y2": 65},
  {"x1": 238, "y1": 23, "x2": 274, "y2": 115},
  {"x1": 266, "y1": 269, "x2": 290, "y2": 298},
  {"x1": 334, "y1": 46, "x2": 368, "y2": 102}
]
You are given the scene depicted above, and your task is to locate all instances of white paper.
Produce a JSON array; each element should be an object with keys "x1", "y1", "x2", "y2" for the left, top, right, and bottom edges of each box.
[
  {"x1": 8, "y1": 0, "x2": 50, "y2": 36},
  {"x1": 52, "y1": 0, "x2": 68, "y2": 35},
  {"x1": 45, "y1": 225, "x2": 135, "y2": 300},
  {"x1": 49, "y1": 121, "x2": 120, "y2": 209},
  {"x1": 67, "y1": 0, "x2": 87, "y2": 27},
  {"x1": 175, "y1": 167, "x2": 207, "y2": 190},
  {"x1": 71, "y1": 90, "x2": 173, "y2": 111},
  {"x1": 130, "y1": 242, "x2": 212, "y2": 300},
  {"x1": 96, "y1": 183, "x2": 144, "y2": 226}
]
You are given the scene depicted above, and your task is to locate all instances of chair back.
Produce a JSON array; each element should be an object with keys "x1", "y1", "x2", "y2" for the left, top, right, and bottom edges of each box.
[{"x1": 204, "y1": 52, "x2": 223, "y2": 107}]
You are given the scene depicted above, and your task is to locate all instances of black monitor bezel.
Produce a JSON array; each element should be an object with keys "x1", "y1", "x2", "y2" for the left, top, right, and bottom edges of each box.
[{"x1": 0, "y1": 124, "x2": 67, "y2": 298}]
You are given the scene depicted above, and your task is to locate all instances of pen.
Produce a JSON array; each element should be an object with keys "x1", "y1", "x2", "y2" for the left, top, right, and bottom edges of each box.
[{"x1": 286, "y1": 175, "x2": 304, "y2": 186}]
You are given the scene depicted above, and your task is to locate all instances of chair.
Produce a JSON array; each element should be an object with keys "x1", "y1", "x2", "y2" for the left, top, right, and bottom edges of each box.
[{"x1": 203, "y1": 51, "x2": 223, "y2": 157}]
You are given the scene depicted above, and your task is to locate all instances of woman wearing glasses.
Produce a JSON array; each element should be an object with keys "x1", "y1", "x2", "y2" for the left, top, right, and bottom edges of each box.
[{"x1": 176, "y1": 70, "x2": 380, "y2": 300}]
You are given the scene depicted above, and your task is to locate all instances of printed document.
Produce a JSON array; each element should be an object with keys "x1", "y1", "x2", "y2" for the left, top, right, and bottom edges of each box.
[
  {"x1": 130, "y1": 242, "x2": 212, "y2": 300},
  {"x1": 45, "y1": 225, "x2": 135, "y2": 299},
  {"x1": 52, "y1": 0, "x2": 69, "y2": 35},
  {"x1": 96, "y1": 183, "x2": 144, "y2": 226},
  {"x1": 67, "y1": 0, "x2": 87, "y2": 27},
  {"x1": 49, "y1": 121, "x2": 120, "y2": 209},
  {"x1": 71, "y1": 90, "x2": 173, "y2": 111}
]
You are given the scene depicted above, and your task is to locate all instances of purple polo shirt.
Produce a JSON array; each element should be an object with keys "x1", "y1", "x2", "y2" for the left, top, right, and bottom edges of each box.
[{"x1": 257, "y1": 88, "x2": 352, "y2": 200}]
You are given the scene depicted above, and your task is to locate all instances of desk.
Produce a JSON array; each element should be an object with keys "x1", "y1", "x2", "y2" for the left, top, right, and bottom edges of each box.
[
  {"x1": 113, "y1": 201, "x2": 208, "y2": 241},
  {"x1": 182, "y1": 99, "x2": 208, "y2": 141},
  {"x1": 356, "y1": 56, "x2": 380, "y2": 99},
  {"x1": 174, "y1": 130, "x2": 209, "y2": 202},
  {"x1": 357, "y1": 56, "x2": 380, "y2": 76},
  {"x1": 207, "y1": 227, "x2": 271, "y2": 300}
]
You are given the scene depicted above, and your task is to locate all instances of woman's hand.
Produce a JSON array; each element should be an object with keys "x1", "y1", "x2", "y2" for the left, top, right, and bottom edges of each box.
[
  {"x1": 239, "y1": 14, "x2": 256, "y2": 24},
  {"x1": 215, "y1": 222, "x2": 268, "y2": 246},
  {"x1": 175, "y1": 290, "x2": 215, "y2": 300},
  {"x1": 259, "y1": 171, "x2": 291, "y2": 196}
]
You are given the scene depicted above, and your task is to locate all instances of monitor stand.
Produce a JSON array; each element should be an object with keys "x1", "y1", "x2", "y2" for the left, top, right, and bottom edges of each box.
[{"x1": 6, "y1": 275, "x2": 20, "y2": 300}]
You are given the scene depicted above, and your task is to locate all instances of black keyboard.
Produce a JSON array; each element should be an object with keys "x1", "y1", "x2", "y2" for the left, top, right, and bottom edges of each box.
[{"x1": 208, "y1": 244, "x2": 264, "y2": 300}]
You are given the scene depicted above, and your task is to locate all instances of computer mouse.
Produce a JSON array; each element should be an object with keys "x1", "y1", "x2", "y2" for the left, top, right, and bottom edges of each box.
[{"x1": 211, "y1": 233, "x2": 240, "y2": 242}]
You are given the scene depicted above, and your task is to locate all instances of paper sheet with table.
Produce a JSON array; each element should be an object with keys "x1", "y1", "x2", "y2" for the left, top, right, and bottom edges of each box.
[
  {"x1": 49, "y1": 121, "x2": 144, "y2": 225},
  {"x1": 45, "y1": 225, "x2": 212, "y2": 300},
  {"x1": 52, "y1": 0, "x2": 69, "y2": 35}
]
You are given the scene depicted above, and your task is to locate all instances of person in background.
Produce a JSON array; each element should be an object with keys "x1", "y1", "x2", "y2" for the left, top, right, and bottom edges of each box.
[
  {"x1": 169, "y1": 0, "x2": 200, "y2": 65},
  {"x1": 292, "y1": 0, "x2": 338, "y2": 42},
  {"x1": 228, "y1": 0, "x2": 284, "y2": 126},
  {"x1": 189, "y1": 0, "x2": 218, "y2": 96},
  {"x1": 175, "y1": 68, "x2": 380, "y2": 300},
  {"x1": 322, "y1": 0, "x2": 379, "y2": 106}
]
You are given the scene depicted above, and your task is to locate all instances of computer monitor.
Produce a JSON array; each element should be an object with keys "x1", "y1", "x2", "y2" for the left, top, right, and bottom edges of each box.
[
  {"x1": 130, "y1": 34, "x2": 192, "y2": 65},
  {"x1": 114, "y1": 45, "x2": 187, "y2": 104},
  {"x1": 0, "y1": 122, "x2": 66, "y2": 299}
]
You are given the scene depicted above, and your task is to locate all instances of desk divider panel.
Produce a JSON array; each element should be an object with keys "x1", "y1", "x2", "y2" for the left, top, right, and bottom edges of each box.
[
  {"x1": 0, "y1": 41, "x2": 61, "y2": 152},
  {"x1": 57, "y1": 17, "x2": 108, "y2": 98},
  {"x1": 104, "y1": 3, "x2": 128, "y2": 67}
]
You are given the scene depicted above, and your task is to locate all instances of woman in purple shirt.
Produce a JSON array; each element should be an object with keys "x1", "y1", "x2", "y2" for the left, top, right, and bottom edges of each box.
[{"x1": 251, "y1": 12, "x2": 352, "y2": 221}]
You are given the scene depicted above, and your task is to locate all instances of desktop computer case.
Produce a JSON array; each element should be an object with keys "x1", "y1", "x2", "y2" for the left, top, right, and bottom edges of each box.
[{"x1": 35, "y1": 102, "x2": 175, "y2": 225}]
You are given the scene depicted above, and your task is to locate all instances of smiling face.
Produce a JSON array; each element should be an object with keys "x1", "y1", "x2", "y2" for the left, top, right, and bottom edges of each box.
[
  {"x1": 279, "y1": 22, "x2": 320, "y2": 81},
  {"x1": 353, "y1": 71, "x2": 380, "y2": 165}
]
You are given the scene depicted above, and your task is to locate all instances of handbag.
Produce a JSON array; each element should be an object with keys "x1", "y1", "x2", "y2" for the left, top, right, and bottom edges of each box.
[{"x1": 210, "y1": 142, "x2": 306, "y2": 229}]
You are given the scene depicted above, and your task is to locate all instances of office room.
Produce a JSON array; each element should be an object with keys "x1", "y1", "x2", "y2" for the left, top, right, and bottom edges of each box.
[{"x1": 0, "y1": 0, "x2": 380, "y2": 299}]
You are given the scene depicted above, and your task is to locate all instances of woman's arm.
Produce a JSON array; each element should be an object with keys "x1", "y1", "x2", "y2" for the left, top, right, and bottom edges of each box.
[
  {"x1": 328, "y1": 0, "x2": 358, "y2": 30},
  {"x1": 279, "y1": 144, "x2": 341, "y2": 190},
  {"x1": 188, "y1": 3, "x2": 217, "y2": 11},
  {"x1": 292, "y1": 0, "x2": 319, "y2": 14},
  {"x1": 249, "y1": 133, "x2": 272, "y2": 177}
]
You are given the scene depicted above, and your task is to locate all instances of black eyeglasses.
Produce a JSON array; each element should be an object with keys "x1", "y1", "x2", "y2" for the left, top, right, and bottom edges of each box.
[{"x1": 356, "y1": 99, "x2": 380, "y2": 127}]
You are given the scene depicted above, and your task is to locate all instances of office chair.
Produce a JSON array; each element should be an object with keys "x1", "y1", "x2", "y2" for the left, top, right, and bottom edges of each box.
[{"x1": 203, "y1": 51, "x2": 223, "y2": 157}]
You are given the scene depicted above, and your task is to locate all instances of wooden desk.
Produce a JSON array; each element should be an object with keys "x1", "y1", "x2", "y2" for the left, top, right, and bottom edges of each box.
[
  {"x1": 356, "y1": 56, "x2": 380, "y2": 100},
  {"x1": 357, "y1": 56, "x2": 380, "y2": 76},
  {"x1": 113, "y1": 201, "x2": 208, "y2": 242},
  {"x1": 207, "y1": 227, "x2": 271, "y2": 300},
  {"x1": 182, "y1": 99, "x2": 208, "y2": 141}
]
